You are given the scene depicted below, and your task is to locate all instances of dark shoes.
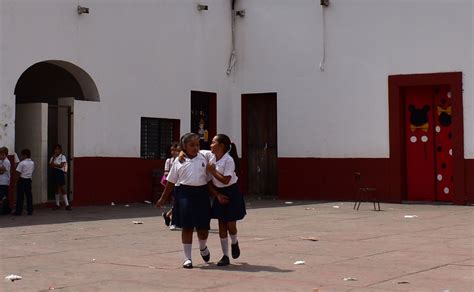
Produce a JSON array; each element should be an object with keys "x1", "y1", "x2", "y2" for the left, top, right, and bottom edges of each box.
[
  {"x1": 217, "y1": 255, "x2": 230, "y2": 266},
  {"x1": 231, "y1": 242, "x2": 240, "y2": 259},
  {"x1": 200, "y1": 246, "x2": 210, "y2": 263},
  {"x1": 162, "y1": 212, "x2": 170, "y2": 226},
  {"x1": 52, "y1": 205, "x2": 60, "y2": 210},
  {"x1": 11, "y1": 212, "x2": 21, "y2": 216},
  {"x1": 182, "y1": 259, "x2": 193, "y2": 269},
  {"x1": 65, "y1": 205, "x2": 72, "y2": 211}
]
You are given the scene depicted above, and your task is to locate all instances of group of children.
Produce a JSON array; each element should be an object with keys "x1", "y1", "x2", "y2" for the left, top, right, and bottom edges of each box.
[
  {"x1": 156, "y1": 133, "x2": 246, "y2": 268},
  {"x1": 0, "y1": 144, "x2": 70, "y2": 215}
]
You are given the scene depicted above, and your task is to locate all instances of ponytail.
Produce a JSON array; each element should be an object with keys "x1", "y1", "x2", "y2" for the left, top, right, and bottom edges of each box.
[
  {"x1": 228, "y1": 142, "x2": 239, "y2": 173},
  {"x1": 215, "y1": 134, "x2": 239, "y2": 173}
]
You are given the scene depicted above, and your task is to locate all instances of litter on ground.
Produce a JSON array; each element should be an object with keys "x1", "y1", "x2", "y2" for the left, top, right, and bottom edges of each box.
[
  {"x1": 333, "y1": 206, "x2": 340, "y2": 209},
  {"x1": 110, "y1": 202, "x2": 115, "y2": 206},
  {"x1": 144, "y1": 200, "x2": 152, "y2": 204},
  {"x1": 293, "y1": 260, "x2": 305, "y2": 265},
  {"x1": 285, "y1": 201, "x2": 294, "y2": 205},
  {"x1": 300, "y1": 237, "x2": 318, "y2": 242},
  {"x1": 343, "y1": 277, "x2": 358, "y2": 281},
  {"x1": 132, "y1": 221, "x2": 144, "y2": 224},
  {"x1": 404, "y1": 215, "x2": 418, "y2": 218},
  {"x1": 5, "y1": 274, "x2": 22, "y2": 282}
]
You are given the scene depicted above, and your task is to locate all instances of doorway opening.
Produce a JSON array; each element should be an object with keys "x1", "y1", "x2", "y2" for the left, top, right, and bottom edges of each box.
[
  {"x1": 14, "y1": 60, "x2": 99, "y2": 205},
  {"x1": 241, "y1": 93, "x2": 278, "y2": 198},
  {"x1": 388, "y1": 72, "x2": 465, "y2": 204},
  {"x1": 191, "y1": 91, "x2": 216, "y2": 150}
]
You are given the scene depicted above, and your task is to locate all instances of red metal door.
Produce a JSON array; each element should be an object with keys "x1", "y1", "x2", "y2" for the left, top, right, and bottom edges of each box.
[
  {"x1": 405, "y1": 86, "x2": 435, "y2": 201},
  {"x1": 405, "y1": 86, "x2": 454, "y2": 202},
  {"x1": 433, "y1": 86, "x2": 454, "y2": 202}
]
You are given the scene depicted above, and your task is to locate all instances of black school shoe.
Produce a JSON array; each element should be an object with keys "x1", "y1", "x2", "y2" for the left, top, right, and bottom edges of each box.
[
  {"x1": 162, "y1": 212, "x2": 170, "y2": 226},
  {"x1": 231, "y1": 242, "x2": 240, "y2": 259},
  {"x1": 65, "y1": 205, "x2": 72, "y2": 211},
  {"x1": 182, "y1": 259, "x2": 193, "y2": 269},
  {"x1": 217, "y1": 255, "x2": 230, "y2": 266},
  {"x1": 52, "y1": 205, "x2": 60, "y2": 210},
  {"x1": 200, "y1": 246, "x2": 210, "y2": 262}
]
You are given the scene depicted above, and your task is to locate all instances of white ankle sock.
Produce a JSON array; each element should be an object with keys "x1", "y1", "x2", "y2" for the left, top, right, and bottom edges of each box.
[
  {"x1": 220, "y1": 237, "x2": 229, "y2": 256},
  {"x1": 199, "y1": 239, "x2": 209, "y2": 256},
  {"x1": 62, "y1": 195, "x2": 69, "y2": 206},
  {"x1": 183, "y1": 243, "x2": 192, "y2": 260},
  {"x1": 230, "y1": 234, "x2": 238, "y2": 244},
  {"x1": 55, "y1": 194, "x2": 60, "y2": 206}
]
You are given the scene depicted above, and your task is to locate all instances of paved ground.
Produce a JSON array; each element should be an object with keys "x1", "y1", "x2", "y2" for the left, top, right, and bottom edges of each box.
[{"x1": 0, "y1": 200, "x2": 473, "y2": 292}]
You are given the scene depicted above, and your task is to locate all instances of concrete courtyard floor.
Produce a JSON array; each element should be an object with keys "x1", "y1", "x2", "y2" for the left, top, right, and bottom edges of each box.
[{"x1": 0, "y1": 200, "x2": 473, "y2": 292}]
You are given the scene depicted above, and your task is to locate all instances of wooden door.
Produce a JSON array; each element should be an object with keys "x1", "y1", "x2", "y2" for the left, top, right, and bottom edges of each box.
[
  {"x1": 404, "y1": 85, "x2": 454, "y2": 202},
  {"x1": 243, "y1": 93, "x2": 277, "y2": 198}
]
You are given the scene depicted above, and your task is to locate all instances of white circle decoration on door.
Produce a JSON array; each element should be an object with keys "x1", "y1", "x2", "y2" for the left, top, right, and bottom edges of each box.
[
  {"x1": 421, "y1": 135, "x2": 428, "y2": 143},
  {"x1": 437, "y1": 174, "x2": 443, "y2": 181},
  {"x1": 435, "y1": 126, "x2": 441, "y2": 133},
  {"x1": 410, "y1": 136, "x2": 417, "y2": 143},
  {"x1": 447, "y1": 91, "x2": 452, "y2": 98},
  {"x1": 449, "y1": 149, "x2": 453, "y2": 156},
  {"x1": 444, "y1": 187, "x2": 450, "y2": 194}
]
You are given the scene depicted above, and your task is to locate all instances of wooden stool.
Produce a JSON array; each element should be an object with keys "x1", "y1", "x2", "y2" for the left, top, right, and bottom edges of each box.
[{"x1": 353, "y1": 172, "x2": 380, "y2": 211}]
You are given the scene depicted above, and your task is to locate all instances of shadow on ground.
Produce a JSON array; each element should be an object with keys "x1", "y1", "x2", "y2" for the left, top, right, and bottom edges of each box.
[{"x1": 199, "y1": 262, "x2": 294, "y2": 273}]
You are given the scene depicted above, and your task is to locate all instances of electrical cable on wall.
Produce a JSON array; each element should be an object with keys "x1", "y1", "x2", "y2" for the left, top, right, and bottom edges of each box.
[
  {"x1": 319, "y1": 0, "x2": 328, "y2": 72},
  {"x1": 226, "y1": 0, "x2": 237, "y2": 75}
]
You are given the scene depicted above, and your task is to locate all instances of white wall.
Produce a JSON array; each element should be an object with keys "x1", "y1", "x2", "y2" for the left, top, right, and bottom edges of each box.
[
  {"x1": 1, "y1": 0, "x2": 473, "y2": 159},
  {"x1": 234, "y1": 0, "x2": 473, "y2": 158},
  {"x1": 0, "y1": 0, "x2": 233, "y2": 157}
]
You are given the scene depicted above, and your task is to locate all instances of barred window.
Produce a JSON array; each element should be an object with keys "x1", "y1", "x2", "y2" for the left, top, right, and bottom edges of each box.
[{"x1": 141, "y1": 117, "x2": 179, "y2": 159}]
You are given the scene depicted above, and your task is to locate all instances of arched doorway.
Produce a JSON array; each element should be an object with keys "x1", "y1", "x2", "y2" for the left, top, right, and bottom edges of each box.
[{"x1": 14, "y1": 60, "x2": 99, "y2": 205}]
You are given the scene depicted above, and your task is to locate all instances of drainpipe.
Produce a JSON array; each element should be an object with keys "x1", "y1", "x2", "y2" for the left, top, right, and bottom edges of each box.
[
  {"x1": 319, "y1": 0, "x2": 329, "y2": 71},
  {"x1": 226, "y1": 0, "x2": 237, "y2": 75}
]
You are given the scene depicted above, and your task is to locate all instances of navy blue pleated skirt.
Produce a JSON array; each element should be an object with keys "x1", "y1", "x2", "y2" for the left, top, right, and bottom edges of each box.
[
  {"x1": 172, "y1": 185, "x2": 211, "y2": 230},
  {"x1": 52, "y1": 168, "x2": 66, "y2": 186},
  {"x1": 211, "y1": 183, "x2": 246, "y2": 222}
]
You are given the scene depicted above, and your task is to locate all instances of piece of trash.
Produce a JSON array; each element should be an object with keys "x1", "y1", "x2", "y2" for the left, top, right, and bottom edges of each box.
[
  {"x1": 300, "y1": 237, "x2": 318, "y2": 242},
  {"x1": 132, "y1": 221, "x2": 144, "y2": 224},
  {"x1": 5, "y1": 274, "x2": 22, "y2": 282},
  {"x1": 293, "y1": 260, "x2": 305, "y2": 265},
  {"x1": 397, "y1": 281, "x2": 409, "y2": 284},
  {"x1": 343, "y1": 277, "x2": 357, "y2": 281},
  {"x1": 148, "y1": 266, "x2": 156, "y2": 269},
  {"x1": 144, "y1": 200, "x2": 151, "y2": 204},
  {"x1": 91, "y1": 258, "x2": 96, "y2": 262},
  {"x1": 49, "y1": 287, "x2": 55, "y2": 290},
  {"x1": 285, "y1": 201, "x2": 294, "y2": 205},
  {"x1": 404, "y1": 215, "x2": 418, "y2": 218},
  {"x1": 333, "y1": 206, "x2": 340, "y2": 209},
  {"x1": 125, "y1": 204, "x2": 130, "y2": 207},
  {"x1": 110, "y1": 202, "x2": 115, "y2": 206},
  {"x1": 305, "y1": 207, "x2": 315, "y2": 210}
]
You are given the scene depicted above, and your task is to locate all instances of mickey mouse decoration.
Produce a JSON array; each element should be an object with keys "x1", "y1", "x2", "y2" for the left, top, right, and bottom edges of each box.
[{"x1": 409, "y1": 105, "x2": 430, "y2": 132}]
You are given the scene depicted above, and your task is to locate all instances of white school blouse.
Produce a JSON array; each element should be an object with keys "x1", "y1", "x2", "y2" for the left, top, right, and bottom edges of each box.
[
  {"x1": 0, "y1": 158, "x2": 11, "y2": 185},
  {"x1": 49, "y1": 154, "x2": 67, "y2": 172},
  {"x1": 208, "y1": 152, "x2": 238, "y2": 188},
  {"x1": 16, "y1": 159, "x2": 35, "y2": 179},
  {"x1": 166, "y1": 153, "x2": 210, "y2": 186}
]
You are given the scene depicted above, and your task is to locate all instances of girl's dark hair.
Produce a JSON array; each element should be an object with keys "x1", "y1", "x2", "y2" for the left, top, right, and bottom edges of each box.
[
  {"x1": 215, "y1": 134, "x2": 239, "y2": 172},
  {"x1": 21, "y1": 149, "x2": 31, "y2": 158},
  {"x1": 54, "y1": 144, "x2": 63, "y2": 152},
  {"x1": 170, "y1": 142, "x2": 179, "y2": 150},
  {"x1": 180, "y1": 133, "x2": 199, "y2": 154}
]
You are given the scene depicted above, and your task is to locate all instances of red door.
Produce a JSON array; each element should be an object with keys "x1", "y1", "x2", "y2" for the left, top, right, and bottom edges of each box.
[{"x1": 405, "y1": 86, "x2": 454, "y2": 202}]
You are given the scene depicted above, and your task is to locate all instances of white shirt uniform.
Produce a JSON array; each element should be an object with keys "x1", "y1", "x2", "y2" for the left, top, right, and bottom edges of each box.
[
  {"x1": 16, "y1": 159, "x2": 35, "y2": 179},
  {"x1": 0, "y1": 158, "x2": 11, "y2": 185},
  {"x1": 208, "y1": 152, "x2": 238, "y2": 188},
  {"x1": 164, "y1": 157, "x2": 175, "y2": 173},
  {"x1": 49, "y1": 154, "x2": 67, "y2": 172},
  {"x1": 167, "y1": 153, "x2": 210, "y2": 186}
]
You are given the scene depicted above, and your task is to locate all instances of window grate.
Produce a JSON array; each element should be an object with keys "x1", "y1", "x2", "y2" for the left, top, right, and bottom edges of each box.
[{"x1": 141, "y1": 118, "x2": 176, "y2": 159}]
